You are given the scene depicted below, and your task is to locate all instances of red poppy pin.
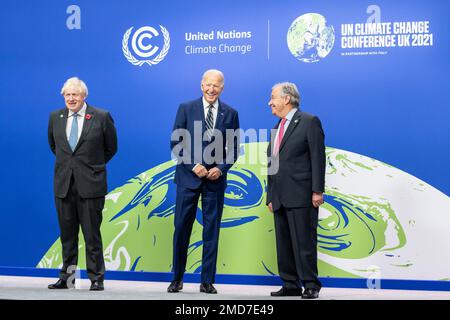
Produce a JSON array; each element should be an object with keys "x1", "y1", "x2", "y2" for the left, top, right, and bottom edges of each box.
[{"x1": 85, "y1": 114, "x2": 92, "y2": 120}]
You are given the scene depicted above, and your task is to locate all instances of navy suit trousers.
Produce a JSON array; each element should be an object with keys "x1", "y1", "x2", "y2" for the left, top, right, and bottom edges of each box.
[{"x1": 172, "y1": 183, "x2": 225, "y2": 283}]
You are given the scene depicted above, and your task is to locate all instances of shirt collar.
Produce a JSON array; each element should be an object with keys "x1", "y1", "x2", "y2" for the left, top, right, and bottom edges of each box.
[
  {"x1": 284, "y1": 108, "x2": 298, "y2": 122},
  {"x1": 68, "y1": 103, "x2": 87, "y2": 117},
  {"x1": 202, "y1": 97, "x2": 219, "y2": 110}
]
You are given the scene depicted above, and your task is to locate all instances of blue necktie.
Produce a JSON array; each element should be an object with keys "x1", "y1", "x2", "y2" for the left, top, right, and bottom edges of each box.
[{"x1": 68, "y1": 113, "x2": 79, "y2": 151}]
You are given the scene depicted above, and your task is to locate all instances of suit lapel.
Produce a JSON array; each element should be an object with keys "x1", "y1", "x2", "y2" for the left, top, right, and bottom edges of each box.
[
  {"x1": 74, "y1": 105, "x2": 95, "y2": 152},
  {"x1": 215, "y1": 100, "x2": 225, "y2": 130},
  {"x1": 279, "y1": 109, "x2": 302, "y2": 153},
  {"x1": 268, "y1": 120, "x2": 280, "y2": 156},
  {"x1": 58, "y1": 108, "x2": 73, "y2": 153},
  {"x1": 194, "y1": 98, "x2": 206, "y2": 133}
]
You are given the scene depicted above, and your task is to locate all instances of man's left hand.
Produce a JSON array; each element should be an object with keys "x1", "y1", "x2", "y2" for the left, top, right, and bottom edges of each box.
[
  {"x1": 312, "y1": 192, "x2": 324, "y2": 208},
  {"x1": 206, "y1": 167, "x2": 222, "y2": 180}
]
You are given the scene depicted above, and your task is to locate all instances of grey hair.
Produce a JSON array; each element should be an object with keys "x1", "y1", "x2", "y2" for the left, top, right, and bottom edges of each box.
[
  {"x1": 202, "y1": 69, "x2": 225, "y2": 85},
  {"x1": 61, "y1": 77, "x2": 88, "y2": 97},
  {"x1": 273, "y1": 82, "x2": 300, "y2": 108}
]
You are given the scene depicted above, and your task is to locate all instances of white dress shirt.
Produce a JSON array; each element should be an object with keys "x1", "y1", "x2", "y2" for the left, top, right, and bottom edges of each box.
[{"x1": 66, "y1": 103, "x2": 87, "y2": 143}]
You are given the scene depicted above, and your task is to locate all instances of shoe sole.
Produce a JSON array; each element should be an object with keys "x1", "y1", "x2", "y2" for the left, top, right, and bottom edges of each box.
[{"x1": 200, "y1": 289, "x2": 217, "y2": 294}]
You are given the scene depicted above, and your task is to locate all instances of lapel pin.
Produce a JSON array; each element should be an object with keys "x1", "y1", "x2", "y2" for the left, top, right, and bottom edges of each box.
[
  {"x1": 60, "y1": 114, "x2": 63, "y2": 118},
  {"x1": 294, "y1": 119, "x2": 298, "y2": 123}
]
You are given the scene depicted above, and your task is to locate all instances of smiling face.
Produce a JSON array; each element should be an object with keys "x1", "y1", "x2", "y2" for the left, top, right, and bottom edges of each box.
[
  {"x1": 268, "y1": 85, "x2": 292, "y2": 118},
  {"x1": 201, "y1": 71, "x2": 224, "y2": 104},
  {"x1": 63, "y1": 85, "x2": 85, "y2": 113}
]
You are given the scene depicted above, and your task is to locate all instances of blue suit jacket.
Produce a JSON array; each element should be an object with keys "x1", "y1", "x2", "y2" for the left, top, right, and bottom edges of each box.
[{"x1": 171, "y1": 98, "x2": 240, "y2": 190}]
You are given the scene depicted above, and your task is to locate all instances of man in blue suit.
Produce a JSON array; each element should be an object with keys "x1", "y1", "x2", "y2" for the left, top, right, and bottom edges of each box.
[{"x1": 168, "y1": 69, "x2": 240, "y2": 294}]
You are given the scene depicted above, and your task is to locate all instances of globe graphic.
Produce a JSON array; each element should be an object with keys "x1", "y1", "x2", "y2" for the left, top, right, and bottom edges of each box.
[
  {"x1": 38, "y1": 143, "x2": 450, "y2": 280},
  {"x1": 287, "y1": 13, "x2": 335, "y2": 63}
]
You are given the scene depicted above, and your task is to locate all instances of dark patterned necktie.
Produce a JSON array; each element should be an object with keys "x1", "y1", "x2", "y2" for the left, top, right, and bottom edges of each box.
[{"x1": 205, "y1": 105, "x2": 214, "y2": 140}]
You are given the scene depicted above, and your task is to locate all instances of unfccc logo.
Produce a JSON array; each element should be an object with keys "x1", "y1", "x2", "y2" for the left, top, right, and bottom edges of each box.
[{"x1": 122, "y1": 25, "x2": 170, "y2": 67}]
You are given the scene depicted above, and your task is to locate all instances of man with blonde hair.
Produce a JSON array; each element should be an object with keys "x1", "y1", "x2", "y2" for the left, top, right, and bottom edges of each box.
[{"x1": 47, "y1": 77, "x2": 118, "y2": 291}]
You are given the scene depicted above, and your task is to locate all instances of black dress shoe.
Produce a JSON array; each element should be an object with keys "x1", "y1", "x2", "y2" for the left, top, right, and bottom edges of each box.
[
  {"x1": 167, "y1": 280, "x2": 183, "y2": 293},
  {"x1": 302, "y1": 288, "x2": 319, "y2": 299},
  {"x1": 90, "y1": 281, "x2": 104, "y2": 291},
  {"x1": 200, "y1": 283, "x2": 217, "y2": 294},
  {"x1": 48, "y1": 279, "x2": 69, "y2": 290},
  {"x1": 270, "y1": 287, "x2": 302, "y2": 297}
]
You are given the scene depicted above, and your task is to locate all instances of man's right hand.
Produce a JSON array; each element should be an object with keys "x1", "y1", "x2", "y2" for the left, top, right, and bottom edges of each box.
[
  {"x1": 267, "y1": 202, "x2": 273, "y2": 213},
  {"x1": 193, "y1": 164, "x2": 208, "y2": 178}
]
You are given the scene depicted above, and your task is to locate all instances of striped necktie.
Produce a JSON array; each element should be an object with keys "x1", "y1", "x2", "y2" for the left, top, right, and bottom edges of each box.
[{"x1": 205, "y1": 105, "x2": 214, "y2": 140}]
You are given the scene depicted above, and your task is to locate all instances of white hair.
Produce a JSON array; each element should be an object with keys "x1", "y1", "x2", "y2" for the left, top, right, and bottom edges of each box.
[
  {"x1": 273, "y1": 82, "x2": 300, "y2": 107},
  {"x1": 61, "y1": 77, "x2": 88, "y2": 97},
  {"x1": 201, "y1": 69, "x2": 225, "y2": 84}
]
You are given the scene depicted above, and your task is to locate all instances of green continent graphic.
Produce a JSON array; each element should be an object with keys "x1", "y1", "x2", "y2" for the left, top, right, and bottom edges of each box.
[
  {"x1": 318, "y1": 190, "x2": 406, "y2": 259},
  {"x1": 287, "y1": 13, "x2": 335, "y2": 63},
  {"x1": 38, "y1": 143, "x2": 407, "y2": 278}
]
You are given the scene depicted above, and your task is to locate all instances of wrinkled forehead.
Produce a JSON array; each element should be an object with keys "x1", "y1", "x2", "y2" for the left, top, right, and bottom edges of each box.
[
  {"x1": 63, "y1": 85, "x2": 84, "y2": 96},
  {"x1": 271, "y1": 86, "x2": 283, "y2": 97},
  {"x1": 202, "y1": 73, "x2": 224, "y2": 85}
]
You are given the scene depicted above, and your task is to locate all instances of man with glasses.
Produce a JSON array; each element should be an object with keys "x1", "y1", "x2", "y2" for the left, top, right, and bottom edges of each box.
[{"x1": 266, "y1": 82, "x2": 325, "y2": 299}]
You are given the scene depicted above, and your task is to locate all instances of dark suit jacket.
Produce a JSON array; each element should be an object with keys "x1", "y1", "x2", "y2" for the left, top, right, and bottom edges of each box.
[
  {"x1": 267, "y1": 109, "x2": 325, "y2": 211},
  {"x1": 48, "y1": 104, "x2": 118, "y2": 198},
  {"x1": 171, "y1": 98, "x2": 240, "y2": 190}
]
